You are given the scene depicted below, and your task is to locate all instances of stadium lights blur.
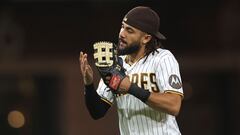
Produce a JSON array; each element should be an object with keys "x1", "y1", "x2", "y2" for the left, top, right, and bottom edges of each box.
[{"x1": 7, "y1": 110, "x2": 25, "y2": 128}]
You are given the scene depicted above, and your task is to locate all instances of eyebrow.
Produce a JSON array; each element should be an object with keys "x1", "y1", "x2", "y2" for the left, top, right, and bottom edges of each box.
[
  {"x1": 122, "y1": 22, "x2": 139, "y2": 34},
  {"x1": 123, "y1": 24, "x2": 135, "y2": 32},
  {"x1": 126, "y1": 26, "x2": 134, "y2": 31}
]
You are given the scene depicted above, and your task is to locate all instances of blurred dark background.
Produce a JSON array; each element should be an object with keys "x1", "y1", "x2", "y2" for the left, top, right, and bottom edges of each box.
[{"x1": 0, "y1": 0, "x2": 240, "y2": 135}]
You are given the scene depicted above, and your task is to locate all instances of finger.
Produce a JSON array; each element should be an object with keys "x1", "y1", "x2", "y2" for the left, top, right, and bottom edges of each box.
[
  {"x1": 81, "y1": 53, "x2": 88, "y2": 66},
  {"x1": 84, "y1": 54, "x2": 90, "y2": 66},
  {"x1": 82, "y1": 56, "x2": 89, "y2": 72},
  {"x1": 80, "y1": 52, "x2": 87, "y2": 73},
  {"x1": 80, "y1": 52, "x2": 84, "y2": 70},
  {"x1": 80, "y1": 53, "x2": 88, "y2": 65},
  {"x1": 79, "y1": 51, "x2": 83, "y2": 61},
  {"x1": 80, "y1": 52, "x2": 86, "y2": 69}
]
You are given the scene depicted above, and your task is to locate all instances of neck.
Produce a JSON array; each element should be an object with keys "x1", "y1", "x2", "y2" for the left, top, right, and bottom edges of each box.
[{"x1": 127, "y1": 46, "x2": 145, "y2": 64}]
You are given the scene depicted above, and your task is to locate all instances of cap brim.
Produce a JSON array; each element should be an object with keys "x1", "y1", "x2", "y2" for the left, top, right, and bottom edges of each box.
[{"x1": 156, "y1": 32, "x2": 166, "y2": 40}]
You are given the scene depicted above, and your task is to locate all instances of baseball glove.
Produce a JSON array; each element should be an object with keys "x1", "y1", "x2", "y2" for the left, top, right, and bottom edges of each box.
[{"x1": 93, "y1": 41, "x2": 126, "y2": 92}]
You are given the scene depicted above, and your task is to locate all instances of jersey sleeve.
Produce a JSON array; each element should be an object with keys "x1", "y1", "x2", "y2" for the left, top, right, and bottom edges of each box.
[
  {"x1": 155, "y1": 50, "x2": 184, "y2": 97},
  {"x1": 96, "y1": 79, "x2": 114, "y2": 105}
]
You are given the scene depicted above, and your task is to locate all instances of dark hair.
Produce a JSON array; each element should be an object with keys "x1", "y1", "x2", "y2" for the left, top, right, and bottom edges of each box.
[{"x1": 144, "y1": 36, "x2": 163, "y2": 62}]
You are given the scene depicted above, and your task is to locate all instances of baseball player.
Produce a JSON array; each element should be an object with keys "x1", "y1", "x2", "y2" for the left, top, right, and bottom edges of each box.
[{"x1": 79, "y1": 6, "x2": 184, "y2": 135}]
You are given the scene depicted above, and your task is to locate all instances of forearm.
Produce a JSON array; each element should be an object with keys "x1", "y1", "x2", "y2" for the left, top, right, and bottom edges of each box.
[
  {"x1": 84, "y1": 84, "x2": 111, "y2": 119},
  {"x1": 128, "y1": 83, "x2": 181, "y2": 116},
  {"x1": 146, "y1": 92, "x2": 182, "y2": 116}
]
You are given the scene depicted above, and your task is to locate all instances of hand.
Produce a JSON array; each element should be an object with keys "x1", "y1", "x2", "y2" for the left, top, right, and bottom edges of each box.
[
  {"x1": 116, "y1": 76, "x2": 131, "y2": 93},
  {"x1": 104, "y1": 75, "x2": 131, "y2": 94},
  {"x1": 79, "y1": 51, "x2": 93, "y2": 85},
  {"x1": 92, "y1": 41, "x2": 129, "y2": 92}
]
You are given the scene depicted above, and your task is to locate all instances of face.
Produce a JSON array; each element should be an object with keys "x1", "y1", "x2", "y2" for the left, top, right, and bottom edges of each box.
[{"x1": 118, "y1": 22, "x2": 147, "y2": 55}]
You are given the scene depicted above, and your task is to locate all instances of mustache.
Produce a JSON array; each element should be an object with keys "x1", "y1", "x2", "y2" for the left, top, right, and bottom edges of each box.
[{"x1": 119, "y1": 38, "x2": 127, "y2": 44}]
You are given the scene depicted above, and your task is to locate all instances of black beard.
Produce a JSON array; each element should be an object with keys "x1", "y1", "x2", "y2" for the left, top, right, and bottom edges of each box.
[{"x1": 117, "y1": 42, "x2": 140, "y2": 55}]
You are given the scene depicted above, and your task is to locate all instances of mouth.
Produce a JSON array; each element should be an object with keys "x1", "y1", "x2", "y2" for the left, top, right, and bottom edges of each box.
[{"x1": 118, "y1": 39, "x2": 127, "y2": 49}]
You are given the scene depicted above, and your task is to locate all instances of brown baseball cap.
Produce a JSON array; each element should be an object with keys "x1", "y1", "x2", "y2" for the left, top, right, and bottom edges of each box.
[{"x1": 123, "y1": 6, "x2": 166, "y2": 40}]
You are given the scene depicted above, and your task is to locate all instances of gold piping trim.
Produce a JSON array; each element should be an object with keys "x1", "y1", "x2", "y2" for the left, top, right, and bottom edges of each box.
[
  {"x1": 100, "y1": 98, "x2": 112, "y2": 106},
  {"x1": 164, "y1": 90, "x2": 184, "y2": 99},
  {"x1": 125, "y1": 54, "x2": 146, "y2": 66}
]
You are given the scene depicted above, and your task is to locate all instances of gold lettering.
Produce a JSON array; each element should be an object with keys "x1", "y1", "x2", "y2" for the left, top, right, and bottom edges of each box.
[
  {"x1": 128, "y1": 73, "x2": 160, "y2": 93},
  {"x1": 150, "y1": 73, "x2": 160, "y2": 92},
  {"x1": 131, "y1": 74, "x2": 138, "y2": 84},
  {"x1": 141, "y1": 73, "x2": 149, "y2": 91}
]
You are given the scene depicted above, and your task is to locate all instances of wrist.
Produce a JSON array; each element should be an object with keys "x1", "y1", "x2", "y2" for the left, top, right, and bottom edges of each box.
[
  {"x1": 84, "y1": 79, "x2": 93, "y2": 86},
  {"x1": 84, "y1": 83, "x2": 96, "y2": 95},
  {"x1": 119, "y1": 76, "x2": 131, "y2": 91},
  {"x1": 128, "y1": 83, "x2": 151, "y2": 103},
  {"x1": 85, "y1": 83, "x2": 94, "y2": 89}
]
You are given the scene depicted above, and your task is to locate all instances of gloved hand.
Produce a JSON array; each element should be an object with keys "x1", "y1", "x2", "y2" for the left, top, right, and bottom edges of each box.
[{"x1": 93, "y1": 41, "x2": 127, "y2": 92}]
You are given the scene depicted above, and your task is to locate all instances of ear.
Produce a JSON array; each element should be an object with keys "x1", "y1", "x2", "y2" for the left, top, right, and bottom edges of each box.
[{"x1": 142, "y1": 34, "x2": 152, "y2": 44}]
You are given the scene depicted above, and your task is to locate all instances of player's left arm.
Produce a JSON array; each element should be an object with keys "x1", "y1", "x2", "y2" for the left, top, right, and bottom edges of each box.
[
  {"x1": 119, "y1": 52, "x2": 183, "y2": 116},
  {"x1": 120, "y1": 78, "x2": 182, "y2": 116},
  {"x1": 147, "y1": 51, "x2": 183, "y2": 116},
  {"x1": 146, "y1": 92, "x2": 182, "y2": 116}
]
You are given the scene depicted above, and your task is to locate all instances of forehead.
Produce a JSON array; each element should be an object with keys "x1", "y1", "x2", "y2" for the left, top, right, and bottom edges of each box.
[{"x1": 122, "y1": 22, "x2": 142, "y2": 32}]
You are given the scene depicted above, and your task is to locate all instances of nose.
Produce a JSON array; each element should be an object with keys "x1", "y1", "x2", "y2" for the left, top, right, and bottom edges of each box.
[{"x1": 119, "y1": 27, "x2": 126, "y2": 38}]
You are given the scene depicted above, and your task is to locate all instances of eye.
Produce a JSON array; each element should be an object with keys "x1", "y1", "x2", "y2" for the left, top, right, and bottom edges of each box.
[{"x1": 127, "y1": 28, "x2": 134, "y2": 33}]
